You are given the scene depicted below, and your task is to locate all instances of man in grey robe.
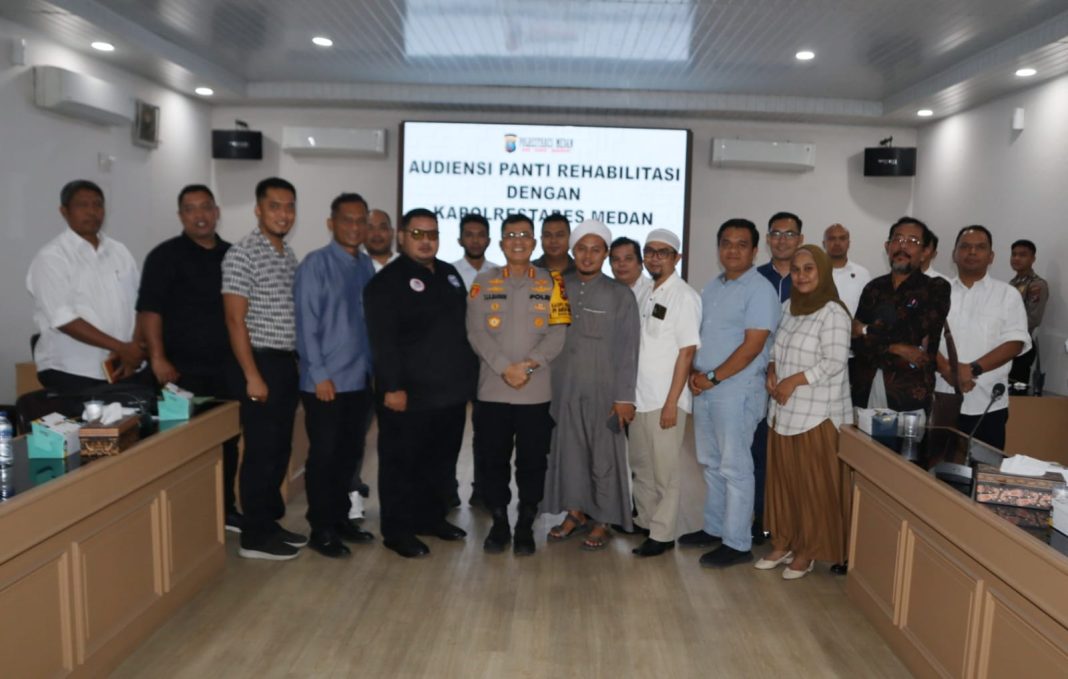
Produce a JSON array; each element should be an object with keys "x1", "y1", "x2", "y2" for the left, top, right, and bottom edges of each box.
[{"x1": 542, "y1": 219, "x2": 640, "y2": 550}]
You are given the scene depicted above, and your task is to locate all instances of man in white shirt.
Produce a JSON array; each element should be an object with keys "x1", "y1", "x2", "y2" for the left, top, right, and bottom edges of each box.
[
  {"x1": 823, "y1": 223, "x2": 871, "y2": 315},
  {"x1": 935, "y1": 225, "x2": 1030, "y2": 449},
  {"x1": 922, "y1": 232, "x2": 948, "y2": 280},
  {"x1": 609, "y1": 236, "x2": 652, "y2": 301},
  {"x1": 364, "y1": 209, "x2": 399, "y2": 272},
  {"x1": 26, "y1": 180, "x2": 145, "y2": 390},
  {"x1": 629, "y1": 229, "x2": 701, "y2": 557},
  {"x1": 451, "y1": 213, "x2": 501, "y2": 290}
]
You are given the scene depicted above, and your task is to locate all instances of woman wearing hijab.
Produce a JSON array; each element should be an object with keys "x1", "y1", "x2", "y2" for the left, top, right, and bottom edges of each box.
[{"x1": 758, "y1": 245, "x2": 852, "y2": 579}]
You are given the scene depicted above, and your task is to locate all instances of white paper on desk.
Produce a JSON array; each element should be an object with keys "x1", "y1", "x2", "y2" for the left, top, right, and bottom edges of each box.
[{"x1": 1000, "y1": 454, "x2": 1066, "y2": 478}]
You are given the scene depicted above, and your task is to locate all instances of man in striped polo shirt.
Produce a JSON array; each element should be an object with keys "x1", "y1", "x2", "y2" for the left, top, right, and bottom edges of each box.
[{"x1": 222, "y1": 177, "x2": 307, "y2": 560}]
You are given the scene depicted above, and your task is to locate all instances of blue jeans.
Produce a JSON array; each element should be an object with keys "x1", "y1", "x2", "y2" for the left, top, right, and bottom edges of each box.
[{"x1": 693, "y1": 387, "x2": 766, "y2": 551}]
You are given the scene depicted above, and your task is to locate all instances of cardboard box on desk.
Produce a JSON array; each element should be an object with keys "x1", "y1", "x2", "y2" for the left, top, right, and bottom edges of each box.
[
  {"x1": 975, "y1": 463, "x2": 1066, "y2": 511},
  {"x1": 28, "y1": 413, "x2": 81, "y2": 459}
]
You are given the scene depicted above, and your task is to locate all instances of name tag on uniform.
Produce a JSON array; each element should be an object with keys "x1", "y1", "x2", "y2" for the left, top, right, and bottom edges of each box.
[{"x1": 652, "y1": 303, "x2": 667, "y2": 320}]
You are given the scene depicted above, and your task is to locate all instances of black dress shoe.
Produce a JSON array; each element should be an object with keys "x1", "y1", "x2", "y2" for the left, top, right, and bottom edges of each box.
[
  {"x1": 483, "y1": 509, "x2": 511, "y2": 553},
  {"x1": 699, "y1": 545, "x2": 753, "y2": 568},
  {"x1": 513, "y1": 527, "x2": 536, "y2": 556},
  {"x1": 308, "y1": 529, "x2": 351, "y2": 558},
  {"x1": 335, "y1": 519, "x2": 375, "y2": 544},
  {"x1": 678, "y1": 529, "x2": 721, "y2": 548},
  {"x1": 632, "y1": 538, "x2": 675, "y2": 557},
  {"x1": 417, "y1": 520, "x2": 467, "y2": 541},
  {"x1": 383, "y1": 535, "x2": 430, "y2": 559}
]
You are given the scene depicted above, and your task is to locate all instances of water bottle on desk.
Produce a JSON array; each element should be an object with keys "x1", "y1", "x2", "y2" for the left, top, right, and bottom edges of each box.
[{"x1": 0, "y1": 413, "x2": 13, "y2": 468}]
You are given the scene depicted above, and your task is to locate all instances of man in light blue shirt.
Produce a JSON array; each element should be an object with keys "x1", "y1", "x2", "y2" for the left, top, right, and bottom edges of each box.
[
  {"x1": 295, "y1": 193, "x2": 377, "y2": 558},
  {"x1": 685, "y1": 218, "x2": 781, "y2": 568}
]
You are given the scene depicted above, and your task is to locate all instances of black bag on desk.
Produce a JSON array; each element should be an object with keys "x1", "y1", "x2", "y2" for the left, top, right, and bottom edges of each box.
[{"x1": 930, "y1": 325, "x2": 963, "y2": 428}]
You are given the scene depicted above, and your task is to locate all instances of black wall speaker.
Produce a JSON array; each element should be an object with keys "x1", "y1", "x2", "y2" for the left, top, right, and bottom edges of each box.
[
  {"x1": 212, "y1": 130, "x2": 263, "y2": 160},
  {"x1": 864, "y1": 147, "x2": 916, "y2": 176}
]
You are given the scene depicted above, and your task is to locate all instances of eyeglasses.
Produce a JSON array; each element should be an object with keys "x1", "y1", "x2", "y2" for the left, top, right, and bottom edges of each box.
[
  {"x1": 502, "y1": 231, "x2": 534, "y2": 240},
  {"x1": 407, "y1": 228, "x2": 439, "y2": 241},
  {"x1": 642, "y1": 246, "x2": 676, "y2": 260},
  {"x1": 768, "y1": 230, "x2": 800, "y2": 240},
  {"x1": 887, "y1": 236, "x2": 923, "y2": 248}
]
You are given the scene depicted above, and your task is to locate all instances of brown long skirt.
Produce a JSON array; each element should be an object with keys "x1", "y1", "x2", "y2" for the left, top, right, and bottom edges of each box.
[{"x1": 765, "y1": 420, "x2": 846, "y2": 563}]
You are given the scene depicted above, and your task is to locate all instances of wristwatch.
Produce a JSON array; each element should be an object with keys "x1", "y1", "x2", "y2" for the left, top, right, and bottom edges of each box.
[
  {"x1": 705, "y1": 370, "x2": 721, "y2": 386},
  {"x1": 969, "y1": 361, "x2": 984, "y2": 377}
]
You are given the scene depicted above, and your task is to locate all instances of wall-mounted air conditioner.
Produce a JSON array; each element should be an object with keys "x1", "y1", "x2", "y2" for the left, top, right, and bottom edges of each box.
[
  {"x1": 282, "y1": 127, "x2": 387, "y2": 157},
  {"x1": 711, "y1": 138, "x2": 816, "y2": 172},
  {"x1": 33, "y1": 65, "x2": 133, "y2": 126}
]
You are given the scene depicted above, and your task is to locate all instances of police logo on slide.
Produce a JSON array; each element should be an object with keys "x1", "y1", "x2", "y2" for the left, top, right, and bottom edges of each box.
[{"x1": 504, "y1": 134, "x2": 518, "y2": 153}]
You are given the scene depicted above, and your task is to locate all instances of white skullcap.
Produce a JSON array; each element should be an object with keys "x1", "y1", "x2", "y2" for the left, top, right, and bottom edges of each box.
[
  {"x1": 644, "y1": 228, "x2": 681, "y2": 253},
  {"x1": 569, "y1": 219, "x2": 613, "y2": 250}
]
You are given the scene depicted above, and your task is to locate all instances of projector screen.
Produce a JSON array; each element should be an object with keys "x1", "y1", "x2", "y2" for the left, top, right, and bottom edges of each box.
[{"x1": 399, "y1": 121, "x2": 692, "y2": 268}]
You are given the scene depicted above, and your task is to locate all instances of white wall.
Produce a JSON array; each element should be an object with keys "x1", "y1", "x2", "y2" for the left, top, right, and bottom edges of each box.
[
  {"x1": 915, "y1": 73, "x2": 1068, "y2": 395},
  {"x1": 210, "y1": 106, "x2": 916, "y2": 292},
  {"x1": 0, "y1": 18, "x2": 212, "y2": 401}
]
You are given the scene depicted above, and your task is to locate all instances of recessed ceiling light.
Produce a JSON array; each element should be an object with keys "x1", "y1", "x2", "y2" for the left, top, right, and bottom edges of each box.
[
  {"x1": 312, "y1": 36, "x2": 333, "y2": 47},
  {"x1": 90, "y1": 41, "x2": 115, "y2": 52},
  {"x1": 917, "y1": 109, "x2": 934, "y2": 117},
  {"x1": 194, "y1": 87, "x2": 214, "y2": 96},
  {"x1": 795, "y1": 50, "x2": 815, "y2": 61},
  {"x1": 1015, "y1": 68, "x2": 1037, "y2": 77}
]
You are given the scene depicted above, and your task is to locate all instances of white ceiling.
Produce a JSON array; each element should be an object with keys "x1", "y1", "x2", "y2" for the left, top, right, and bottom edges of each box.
[{"x1": 4, "y1": 0, "x2": 1068, "y2": 125}]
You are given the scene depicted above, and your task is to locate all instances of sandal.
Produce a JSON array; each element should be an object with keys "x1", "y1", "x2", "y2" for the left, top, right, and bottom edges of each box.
[
  {"x1": 581, "y1": 524, "x2": 611, "y2": 552},
  {"x1": 548, "y1": 511, "x2": 590, "y2": 541}
]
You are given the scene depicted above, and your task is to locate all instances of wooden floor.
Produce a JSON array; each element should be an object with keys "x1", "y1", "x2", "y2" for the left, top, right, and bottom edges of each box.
[{"x1": 112, "y1": 416, "x2": 911, "y2": 679}]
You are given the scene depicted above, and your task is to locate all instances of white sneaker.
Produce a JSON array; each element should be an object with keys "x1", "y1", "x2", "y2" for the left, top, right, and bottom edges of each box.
[{"x1": 348, "y1": 491, "x2": 365, "y2": 520}]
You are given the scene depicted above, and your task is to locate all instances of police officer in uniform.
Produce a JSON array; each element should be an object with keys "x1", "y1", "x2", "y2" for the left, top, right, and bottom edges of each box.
[
  {"x1": 364, "y1": 208, "x2": 478, "y2": 558},
  {"x1": 467, "y1": 213, "x2": 569, "y2": 556}
]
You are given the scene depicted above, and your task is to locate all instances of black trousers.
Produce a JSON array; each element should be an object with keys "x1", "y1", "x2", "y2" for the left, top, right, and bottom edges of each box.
[
  {"x1": 377, "y1": 403, "x2": 466, "y2": 541},
  {"x1": 751, "y1": 417, "x2": 769, "y2": 525},
  {"x1": 473, "y1": 401, "x2": 553, "y2": 511},
  {"x1": 176, "y1": 370, "x2": 241, "y2": 515},
  {"x1": 226, "y1": 351, "x2": 299, "y2": 546},
  {"x1": 1009, "y1": 347, "x2": 1037, "y2": 390},
  {"x1": 470, "y1": 401, "x2": 487, "y2": 494},
  {"x1": 302, "y1": 389, "x2": 372, "y2": 530},
  {"x1": 958, "y1": 409, "x2": 1009, "y2": 451}
]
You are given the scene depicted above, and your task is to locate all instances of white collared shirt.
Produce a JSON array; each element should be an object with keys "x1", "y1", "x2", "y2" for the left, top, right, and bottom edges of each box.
[
  {"x1": 26, "y1": 229, "x2": 140, "y2": 379},
  {"x1": 635, "y1": 272, "x2": 702, "y2": 413},
  {"x1": 360, "y1": 246, "x2": 398, "y2": 273},
  {"x1": 452, "y1": 256, "x2": 502, "y2": 291},
  {"x1": 925, "y1": 268, "x2": 948, "y2": 281},
  {"x1": 831, "y1": 260, "x2": 871, "y2": 316},
  {"x1": 628, "y1": 274, "x2": 653, "y2": 302},
  {"x1": 935, "y1": 274, "x2": 1031, "y2": 415}
]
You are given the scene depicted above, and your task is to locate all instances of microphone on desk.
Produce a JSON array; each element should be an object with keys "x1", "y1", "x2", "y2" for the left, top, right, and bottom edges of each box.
[{"x1": 930, "y1": 383, "x2": 1006, "y2": 487}]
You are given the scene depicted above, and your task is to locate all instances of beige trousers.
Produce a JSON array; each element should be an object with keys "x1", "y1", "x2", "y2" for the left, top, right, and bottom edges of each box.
[{"x1": 629, "y1": 409, "x2": 689, "y2": 542}]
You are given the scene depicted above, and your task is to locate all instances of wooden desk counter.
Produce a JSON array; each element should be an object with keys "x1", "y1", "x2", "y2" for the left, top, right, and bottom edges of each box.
[
  {"x1": 0, "y1": 402, "x2": 239, "y2": 678},
  {"x1": 840, "y1": 425, "x2": 1068, "y2": 678}
]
